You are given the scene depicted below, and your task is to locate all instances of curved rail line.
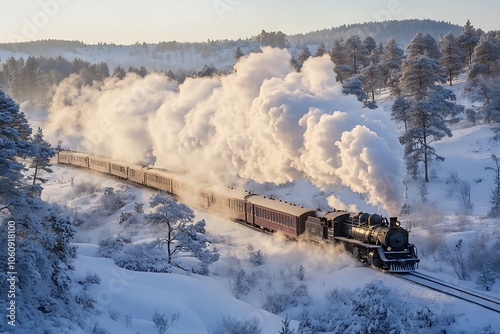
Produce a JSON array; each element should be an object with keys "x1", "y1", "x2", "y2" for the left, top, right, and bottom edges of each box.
[{"x1": 391, "y1": 271, "x2": 500, "y2": 313}]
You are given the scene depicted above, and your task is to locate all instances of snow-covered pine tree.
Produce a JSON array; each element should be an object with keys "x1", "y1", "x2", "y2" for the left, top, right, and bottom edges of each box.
[
  {"x1": 112, "y1": 65, "x2": 126, "y2": 79},
  {"x1": 145, "y1": 192, "x2": 219, "y2": 273},
  {"x1": 399, "y1": 48, "x2": 463, "y2": 182},
  {"x1": 279, "y1": 314, "x2": 296, "y2": 334},
  {"x1": 379, "y1": 37, "x2": 404, "y2": 94},
  {"x1": 361, "y1": 36, "x2": 378, "y2": 67},
  {"x1": 458, "y1": 20, "x2": 481, "y2": 65},
  {"x1": 476, "y1": 262, "x2": 496, "y2": 291},
  {"x1": 360, "y1": 61, "x2": 382, "y2": 103},
  {"x1": 314, "y1": 42, "x2": 326, "y2": 57},
  {"x1": 234, "y1": 46, "x2": 244, "y2": 62},
  {"x1": 468, "y1": 33, "x2": 500, "y2": 79},
  {"x1": 485, "y1": 154, "x2": 500, "y2": 218},
  {"x1": 31, "y1": 127, "x2": 55, "y2": 185},
  {"x1": 439, "y1": 32, "x2": 465, "y2": 85},
  {"x1": 295, "y1": 46, "x2": 311, "y2": 71},
  {"x1": 465, "y1": 34, "x2": 500, "y2": 121},
  {"x1": 391, "y1": 96, "x2": 412, "y2": 134},
  {"x1": 0, "y1": 89, "x2": 33, "y2": 206},
  {"x1": 345, "y1": 35, "x2": 363, "y2": 74},
  {"x1": 342, "y1": 75, "x2": 368, "y2": 105},
  {"x1": 0, "y1": 89, "x2": 81, "y2": 331},
  {"x1": 330, "y1": 39, "x2": 353, "y2": 85},
  {"x1": 406, "y1": 32, "x2": 441, "y2": 60}
]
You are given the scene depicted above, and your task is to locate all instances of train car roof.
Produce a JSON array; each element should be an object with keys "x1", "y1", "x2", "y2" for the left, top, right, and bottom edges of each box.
[
  {"x1": 246, "y1": 194, "x2": 316, "y2": 216},
  {"x1": 324, "y1": 211, "x2": 351, "y2": 221},
  {"x1": 144, "y1": 168, "x2": 176, "y2": 178},
  {"x1": 204, "y1": 185, "x2": 249, "y2": 201},
  {"x1": 87, "y1": 155, "x2": 114, "y2": 163},
  {"x1": 69, "y1": 152, "x2": 89, "y2": 157},
  {"x1": 126, "y1": 163, "x2": 150, "y2": 170}
]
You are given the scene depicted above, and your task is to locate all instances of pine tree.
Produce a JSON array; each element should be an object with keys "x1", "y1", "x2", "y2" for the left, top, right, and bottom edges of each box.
[
  {"x1": 360, "y1": 61, "x2": 382, "y2": 103},
  {"x1": 330, "y1": 39, "x2": 353, "y2": 84},
  {"x1": 0, "y1": 89, "x2": 33, "y2": 207},
  {"x1": 465, "y1": 34, "x2": 500, "y2": 115},
  {"x1": 458, "y1": 20, "x2": 481, "y2": 65},
  {"x1": 439, "y1": 32, "x2": 465, "y2": 85},
  {"x1": 485, "y1": 154, "x2": 500, "y2": 218},
  {"x1": 145, "y1": 192, "x2": 219, "y2": 271},
  {"x1": 342, "y1": 75, "x2": 368, "y2": 105},
  {"x1": 30, "y1": 127, "x2": 55, "y2": 185},
  {"x1": 112, "y1": 65, "x2": 126, "y2": 79},
  {"x1": 314, "y1": 42, "x2": 326, "y2": 57},
  {"x1": 279, "y1": 314, "x2": 296, "y2": 334},
  {"x1": 361, "y1": 36, "x2": 378, "y2": 67},
  {"x1": 0, "y1": 89, "x2": 80, "y2": 330},
  {"x1": 399, "y1": 53, "x2": 462, "y2": 182},
  {"x1": 468, "y1": 33, "x2": 500, "y2": 79},
  {"x1": 234, "y1": 46, "x2": 244, "y2": 62},
  {"x1": 406, "y1": 32, "x2": 441, "y2": 60},
  {"x1": 379, "y1": 38, "x2": 404, "y2": 93},
  {"x1": 345, "y1": 35, "x2": 363, "y2": 74},
  {"x1": 476, "y1": 262, "x2": 496, "y2": 291},
  {"x1": 295, "y1": 46, "x2": 311, "y2": 71},
  {"x1": 391, "y1": 96, "x2": 411, "y2": 134}
]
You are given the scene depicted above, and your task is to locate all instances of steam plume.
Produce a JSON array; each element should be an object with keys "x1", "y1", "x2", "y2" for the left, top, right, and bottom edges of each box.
[{"x1": 45, "y1": 47, "x2": 405, "y2": 214}]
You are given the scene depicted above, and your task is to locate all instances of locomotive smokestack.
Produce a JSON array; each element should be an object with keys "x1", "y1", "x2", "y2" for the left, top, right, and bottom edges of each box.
[{"x1": 390, "y1": 217, "x2": 398, "y2": 227}]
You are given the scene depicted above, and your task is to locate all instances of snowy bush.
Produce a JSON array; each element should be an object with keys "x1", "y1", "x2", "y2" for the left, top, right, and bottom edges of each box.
[
  {"x1": 73, "y1": 180, "x2": 100, "y2": 197},
  {"x1": 476, "y1": 262, "x2": 496, "y2": 291},
  {"x1": 124, "y1": 314, "x2": 133, "y2": 328},
  {"x1": 119, "y1": 210, "x2": 143, "y2": 227},
  {"x1": 300, "y1": 281, "x2": 457, "y2": 333},
  {"x1": 279, "y1": 314, "x2": 295, "y2": 334},
  {"x1": 465, "y1": 108, "x2": 477, "y2": 124},
  {"x1": 100, "y1": 187, "x2": 125, "y2": 214},
  {"x1": 152, "y1": 310, "x2": 180, "y2": 334},
  {"x1": 134, "y1": 202, "x2": 144, "y2": 213},
  {"x1": 96, "y1": 236, "x2": 131, "y2": 259},
  {"x1": 109, "y1": 309, "x2": 121, "y2": 322},
  {"x1": 247, "y1": 244, "x2": 266, "y2": 266},
  {"x1": 450, "y1": 239, "x2": 470, "y2": 280},
  {"x1": 211, "y1": 315, "x2": 262, "y2": 334},
  {"x1": 446, "y1": 171, "x2": 474, "y2": 214},
  {"x1": 98, "y1": 186, "x2": 135, "y2": 216},
  {"x1": 262, "y1": 284, "x2": 309, "y2": 314},
  {"x1": 75, "y1": 292, "x2": 97, "y2": 311},
  {"x1": 116, "y1": 240, "x2": 172, "y2": 273},
  {"x1": 80, "y1": 271, "x2": 101, "y2": 290},
  {"x1": 230, "y1": 269, "x2": 250, "y2": 298},
  {"x1": 90, "y1": 323, "x2": 110, "y2": 334}
]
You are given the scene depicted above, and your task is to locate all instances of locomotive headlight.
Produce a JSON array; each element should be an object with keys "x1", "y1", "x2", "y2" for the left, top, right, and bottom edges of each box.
[{"x1": 395, "y1": 221, "x2": 400, "y2": 228}]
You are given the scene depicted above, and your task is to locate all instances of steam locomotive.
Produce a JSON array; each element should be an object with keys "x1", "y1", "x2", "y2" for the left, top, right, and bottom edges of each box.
[{"x1": 58, "y1": 150, "x2": 419, "y2": 272}]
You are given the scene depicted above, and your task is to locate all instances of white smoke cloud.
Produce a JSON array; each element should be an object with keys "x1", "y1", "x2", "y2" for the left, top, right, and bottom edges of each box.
[{"x1": 45, "y1": 47, "x2": 405, "y2": 215}]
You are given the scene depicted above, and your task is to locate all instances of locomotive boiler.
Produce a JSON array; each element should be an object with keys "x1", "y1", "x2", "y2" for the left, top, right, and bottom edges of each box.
[{"x1": 305, "y1": 212, "x2": 419, "y2": 272}]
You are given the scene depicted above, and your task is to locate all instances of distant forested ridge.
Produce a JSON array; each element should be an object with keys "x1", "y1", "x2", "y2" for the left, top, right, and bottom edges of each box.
[{"x1": 288, "y1": 19, "x2": 463, "y2": 47}]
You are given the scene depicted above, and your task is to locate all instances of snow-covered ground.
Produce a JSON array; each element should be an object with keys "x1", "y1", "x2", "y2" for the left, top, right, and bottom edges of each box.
[{"x1": 38, "y1": 156, "x2": 499, "y2": 333}]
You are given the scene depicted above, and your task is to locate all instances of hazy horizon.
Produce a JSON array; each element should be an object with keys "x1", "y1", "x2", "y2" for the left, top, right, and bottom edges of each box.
[{"x1": 1, "y1": 0, "x2": 498, "y2": 45}]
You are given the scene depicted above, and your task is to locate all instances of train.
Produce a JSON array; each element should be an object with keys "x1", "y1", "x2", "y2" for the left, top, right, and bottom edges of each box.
[{"x1": 57, "y1": 150, "x2": 419, "y2": 272}]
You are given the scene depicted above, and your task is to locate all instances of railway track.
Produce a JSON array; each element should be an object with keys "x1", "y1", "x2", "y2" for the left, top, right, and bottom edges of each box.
[{"x1": 391, "y1": 271, "x2": 500, "y2": 313}]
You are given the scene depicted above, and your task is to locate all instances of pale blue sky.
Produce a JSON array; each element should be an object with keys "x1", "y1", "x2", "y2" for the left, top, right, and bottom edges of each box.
[{"x1": 2, "y1": 0, "x2": 498, "y2": 44}]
